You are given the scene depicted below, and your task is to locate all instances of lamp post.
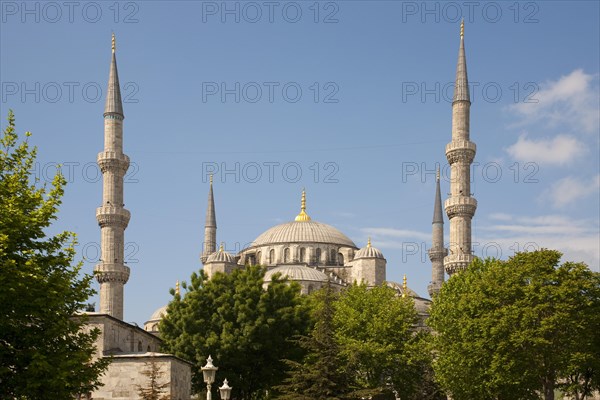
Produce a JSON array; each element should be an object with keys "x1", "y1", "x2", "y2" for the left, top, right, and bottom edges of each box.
[
  {"x1": 201, "y1": 355, "x2": 218, "y2": 400},
  {"x1": 219, "y1": 379, "x2": 232, "y2": 400}
]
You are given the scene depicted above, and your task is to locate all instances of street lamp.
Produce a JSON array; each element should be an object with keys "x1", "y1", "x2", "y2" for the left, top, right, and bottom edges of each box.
[
  {"x1": 219, "y1": 379, "x2": 232, "y2": 400},
  {"x1": 201, "y1": 355, "x2": 218, "y2": 400}
]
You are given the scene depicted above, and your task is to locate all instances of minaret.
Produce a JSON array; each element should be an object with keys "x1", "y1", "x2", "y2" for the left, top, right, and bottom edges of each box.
[
  {"x1": 94, "y1": 34, "x2": 131, "y2": 320},
  {"x1": 428, "y1": 168, "x2": 447, "y2": 297},
  {"x1": 444, "y1": 21, "x2": 477, "y2": 275},
  {"x1": 200, "y1": 175, "x2": 217, "y2": 264}
]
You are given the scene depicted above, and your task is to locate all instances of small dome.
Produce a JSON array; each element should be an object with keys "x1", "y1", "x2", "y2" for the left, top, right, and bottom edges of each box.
[
  {"x1": 148, "y1": 305, "x2": 167, "y2": 322},
  {"x1": 206, "y1": 245, "x2": 236, "y2": 263},
  {"x1": 264, "y1": 265, "x2": 329, "y2": 283},
  {"x1": 354, "y1": 238, "x2": 384, "y2": 259}
]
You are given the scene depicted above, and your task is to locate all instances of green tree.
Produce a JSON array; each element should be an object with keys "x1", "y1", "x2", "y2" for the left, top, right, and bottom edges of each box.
[
  {"x1": 137, "y1": 356, "x2": 171, "y2": 400},
  {"x1": 277, "y1": 282, "x2": 347, "y2": 400},
  {"x1": 0, "y1": 111, "x2": 109, "y2": 398},
  {"x1": 160, "y1": 265, "x2": 310, "y2": 399},
  {"x1": 429, "y1": 249, "x2": 600, "y2": 400},
  {"x1": 332, "y1": 283, "x2": 422, "y2": 399}
]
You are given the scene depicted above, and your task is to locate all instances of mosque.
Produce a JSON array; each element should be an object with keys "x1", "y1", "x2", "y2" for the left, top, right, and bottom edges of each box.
[{"x1": 86, "y1": 21, "x2": 476, "y2": 399}]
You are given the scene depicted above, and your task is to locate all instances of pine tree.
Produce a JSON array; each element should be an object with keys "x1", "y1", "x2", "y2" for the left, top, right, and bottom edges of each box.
[
  {"x1": 277, "y1": 281, "x2": 346, "y2": 400},
  {"x1": 137, "y1": 355, "x2": 171, "y2": 400}
]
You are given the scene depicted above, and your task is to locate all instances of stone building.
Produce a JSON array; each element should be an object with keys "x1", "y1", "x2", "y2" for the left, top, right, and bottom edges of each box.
[{"x1": 88, "y1": 22, "x2": 476, "y2": 399}]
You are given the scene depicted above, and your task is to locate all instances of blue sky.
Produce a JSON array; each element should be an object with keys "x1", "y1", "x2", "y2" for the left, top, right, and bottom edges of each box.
[{"x1": 2, "y1": 0, "x2": 599, "y2": 325}]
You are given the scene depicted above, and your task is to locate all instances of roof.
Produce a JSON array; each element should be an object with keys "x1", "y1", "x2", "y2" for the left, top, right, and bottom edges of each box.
[
  {"x1": 250, "y1": 220, "x2": 357, "y2": 249},
  {"x1": 264, "y1": 265, "x2": 329, "y2": 283}
]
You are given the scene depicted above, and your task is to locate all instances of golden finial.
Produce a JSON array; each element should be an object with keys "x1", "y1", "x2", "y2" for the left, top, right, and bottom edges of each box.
[
  {"x1": 460, "y1": 19, "x2": 464, "y2": 38},
  {"x1": 436, "y1": 166, "x2": 440, "y2": 182},
  {"x1": 209, "y1": 174, "x2": 213, "y2": 185},
  {"x1": 367, "y1": 237, "x2": 372, "y2": 248},
  {"x1": 219, "y1": 242, "x2": 224, "y2": 252},
  {"x1": 111, "y1": 33, "x2": 116, "y2": 53},
  {"x1": 402, "y1": 274, "x2": 408, "y2": 298},
  {"x1": 175, "y1": 280, "x2": 180, "y2": 296},
  {"x1": 294, "y1": 189, "x2": 311, "y2": 222}
]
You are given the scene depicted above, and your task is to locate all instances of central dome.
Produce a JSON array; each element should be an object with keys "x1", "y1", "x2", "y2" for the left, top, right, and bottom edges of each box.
[{"x1": 251, "y1": 220, "x2": 357, "y2": 248}]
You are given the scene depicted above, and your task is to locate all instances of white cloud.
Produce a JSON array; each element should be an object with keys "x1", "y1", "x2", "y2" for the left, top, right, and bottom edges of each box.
[
  {"x1": 506, "y1": 134, "x2": 586, "y2": 166},
  {"x1": 361, "y1": 227, "x2": 430, "y2": 244},
  {"x1": 476, "y1": 213, "x2": 599, "y2": 271},
  {"x1": 543, "y1": 175, "x2": 600, "y2": 208},
  {"x1": 509, "y1": 69, "x2": 600, "y2": 134}
]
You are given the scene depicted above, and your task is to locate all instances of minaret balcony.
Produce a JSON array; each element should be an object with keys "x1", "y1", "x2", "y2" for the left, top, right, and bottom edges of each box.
[
  {"x1": 444, "y1": 253, "x2": 474, "y2": 274},
  {"x1": 96, "y1": 206, "x2": 131, "y2": 228},
  {"x1": 97, "y1": 151, "x2": 130, "y2": 174},
  {"x1": 445, "y1": 140, "x2": 476, "y2": 164},
  {"x1": 444, "y1": 196, "x2": 477, "y2": 219},
  {"x1": 94, "y1": 263, "x2": 130, "y2": 284},
  {"x1": 428, "y1": 247, "x2": 448, "y2": 261}
]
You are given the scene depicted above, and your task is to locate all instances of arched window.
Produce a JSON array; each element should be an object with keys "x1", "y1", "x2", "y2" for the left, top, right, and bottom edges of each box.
[
  {"x1": 338, "y1": 253, "x2": 344, "y2": 265},
  {"x1": 330, "y1": 249, "x2": 336, "y2": 264},
  {"x1": 299, "y1": 247, "x2": 306, "y2": 262},
  {"x1": 138, "y1": 340, "x2": 142, "y2": 352},
  {"x1": 284, "y1": 248, "x2": 290, "y2": 263},
  {"x1": 269, "y1": 249, "x2": 275, "y2": 264},
  {"x1": 147, "y1": 345, "x2": 151, "y2": 352},
  {"x1": 256, "y1": 251, "x2": 262, "y2": 265},
  {"x1": 307, "y1": 284, "x2": 314, "y2": 294},
  {"x1": 315, "y1": 248, "x2": 321, "y2": 264}
]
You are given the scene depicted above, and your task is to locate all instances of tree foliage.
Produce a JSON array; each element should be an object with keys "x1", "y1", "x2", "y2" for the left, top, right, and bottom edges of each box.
[
  {"x1": 277, "y1": 282, "x2": 346, "y2": 400},
  {"x1": 332, "y1": 283, "x2": 424, "y2": 399},
  {"x1": 160, "y1": 265, "x2": 310, "y2": 399},
  {"x1": 429, "y1": 249, "x2": 600, "y2": 400},
  {"x1": 0, "y1": 111, "x2": 109, "y2": 398},
  {"x1": 137, "y1": 356, "x2": 171, "y2": 400}
]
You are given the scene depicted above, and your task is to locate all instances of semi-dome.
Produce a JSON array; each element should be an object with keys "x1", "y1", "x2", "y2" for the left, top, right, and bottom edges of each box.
[
  {"x1": 206, "y1": 244, "x2": 236, "y2": 263},
  {"x1": 354, "y1": 238, "x2": 384, "y2": 259},
  {"x1": 264, "y1": 265, "x2": 329, "y2": 283}
]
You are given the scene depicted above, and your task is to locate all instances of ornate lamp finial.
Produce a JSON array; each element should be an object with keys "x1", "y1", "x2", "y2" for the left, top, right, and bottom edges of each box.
[
  {"x1": 460, "y1": 19, "x2": 464, "y2": 38},
  {"x1": 402, "y1": 274, "x2": 408, "y2": 298},
  {"x1": 175, "y1": 280, "x2": 180, "y2": 296},
  {"x1": 294, "y1": 189, "x2": 311, "y2": 221},
  {"x1": 367, "y1": 237, "x2": 372, "y2": 248},
  {"x1": 112, "y1": 32, "x2": 116, "y2": 53}
]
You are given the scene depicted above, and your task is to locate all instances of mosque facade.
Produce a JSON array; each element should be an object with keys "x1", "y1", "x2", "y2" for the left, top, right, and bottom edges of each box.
[{"x1": 87, "y1": 22, "x2": 475, "y2": 399}]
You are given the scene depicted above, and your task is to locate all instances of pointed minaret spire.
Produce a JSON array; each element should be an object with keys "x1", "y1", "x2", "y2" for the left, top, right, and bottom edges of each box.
[
  {"x1": 104, "y1": 33, "x2": 124, "y2": 118},
  {"x1": 444, "y1": 21, "x2": 477, "y2": 276},
  {"x1": 453, "y1": 19, "x2": 470, "y2": 103},
  {"x1": 201, "y1": 175, "x2": 217, "y2": 264},
  {"x1": 428, "y1": 167, "x2": 448, "y2": 297},
  {"x1": 95, "y1": 34, "x2": 131, "y2": 320}
]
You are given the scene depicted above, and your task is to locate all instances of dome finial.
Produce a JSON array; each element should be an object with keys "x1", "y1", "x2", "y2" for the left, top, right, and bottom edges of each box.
[
  {"x1": 367, "y1": 237, "x2": 372, "y2": 248},
  {"x1": 294, "y1": 189, "x2": 311, "y2": 221},
  {"x1": 402, "y1": 274, "x2": 408, "y2": 298},
  {"x1": 219, "y1": 242, "x2": 224, "y2": 252},
  {"x1": 112, "y1": 32, "x2": 116, "y2": 53},
  {"x1": 175, "y1": 280, "x2": 180, "y2": 296}
]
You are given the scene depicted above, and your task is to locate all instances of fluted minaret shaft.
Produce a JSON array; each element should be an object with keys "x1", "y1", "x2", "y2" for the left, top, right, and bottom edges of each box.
[
  {"x1": 94, "y1": 34, "x2": 131, "y2": 320},
  {"x1": 428, "y1": 170, "x2": 447, "y2": 297},
  {"x1": 444, "y1": 21, "x2": 477, "y2": 276},
  {"x1": 200, "y1": 176, "x2": 217, "y2": 264}
]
